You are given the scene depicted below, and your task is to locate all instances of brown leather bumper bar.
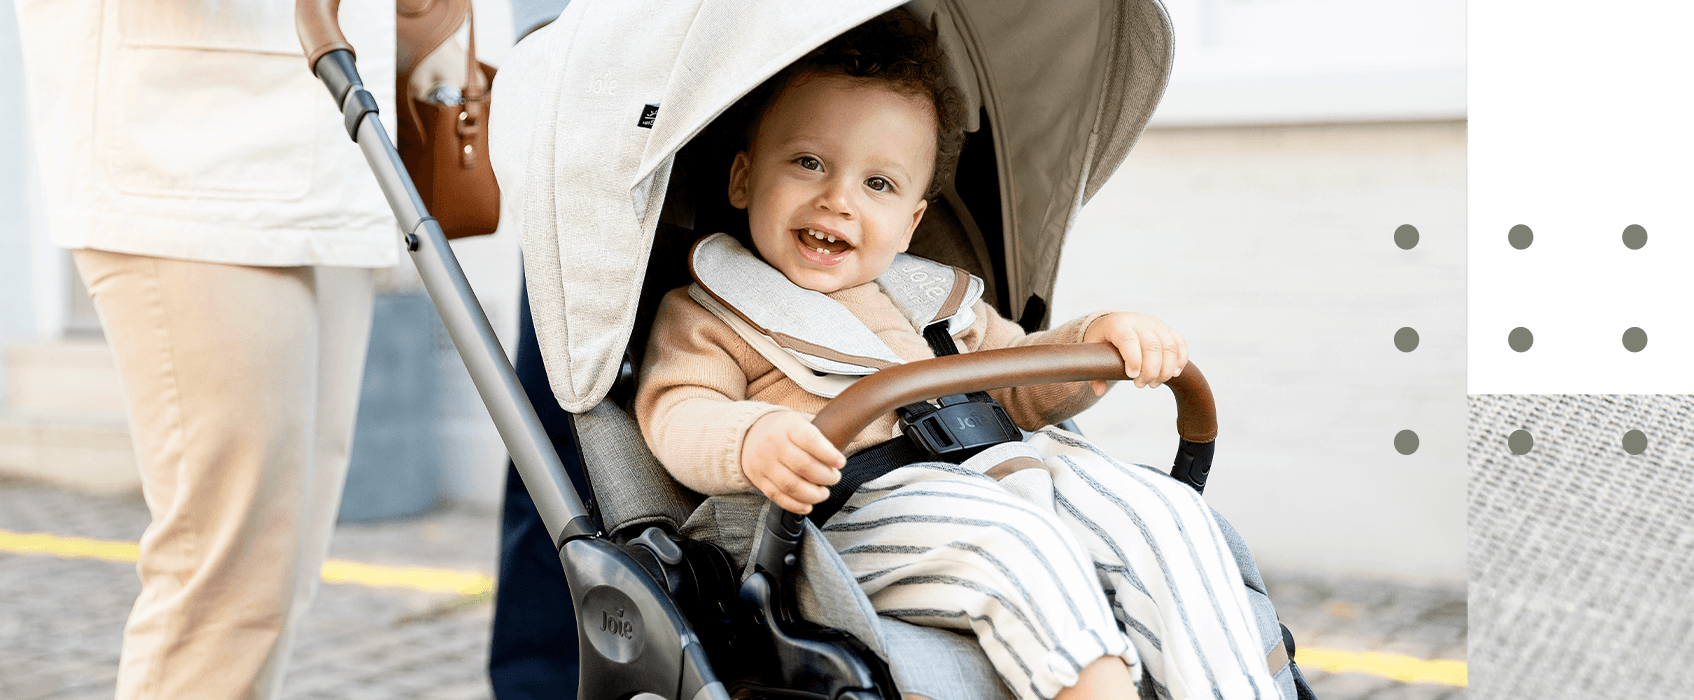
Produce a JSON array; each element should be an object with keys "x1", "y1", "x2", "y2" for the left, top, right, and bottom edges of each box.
[{"x1": 810, "y1": 343, "x2": 1216, "y2": 450}]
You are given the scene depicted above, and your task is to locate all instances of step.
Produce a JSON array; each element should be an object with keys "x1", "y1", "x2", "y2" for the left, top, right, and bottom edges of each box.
[
  {"x1": 5, "y1": 341, "x2": 127, "y2": 416},
  {"x1": 0, "y1": 413, "x2": 139, "y2": 493}
]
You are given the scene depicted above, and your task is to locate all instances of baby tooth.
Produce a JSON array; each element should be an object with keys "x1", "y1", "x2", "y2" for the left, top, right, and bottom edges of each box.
[
  {"x1": 816, "y1": 247, "x2": 827, "y2": 254},
  {"x1": 827, "y1": 234, "x2": 836, "y2": 243}
]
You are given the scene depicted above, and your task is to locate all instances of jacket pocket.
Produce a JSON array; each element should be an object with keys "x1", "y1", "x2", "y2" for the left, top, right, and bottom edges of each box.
[{"x1": 96, "y1": 0, "x2": 319, "y2": 200}]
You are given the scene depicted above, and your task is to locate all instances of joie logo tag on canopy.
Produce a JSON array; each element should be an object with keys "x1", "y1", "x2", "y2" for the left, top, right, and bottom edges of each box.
[{"x1": 637, "y1": 104, "x2": 659, "y2": 129}]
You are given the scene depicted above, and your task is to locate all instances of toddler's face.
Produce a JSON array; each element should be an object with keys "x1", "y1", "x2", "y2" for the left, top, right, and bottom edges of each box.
[{"x1": 729, "y1": 73, "x2": 936, "y2": 294}]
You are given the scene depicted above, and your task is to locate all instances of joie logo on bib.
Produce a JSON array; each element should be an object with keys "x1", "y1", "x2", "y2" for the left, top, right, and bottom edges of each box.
[{"x1": 900, "y1": 263, "x2": 949, "y2": 299}]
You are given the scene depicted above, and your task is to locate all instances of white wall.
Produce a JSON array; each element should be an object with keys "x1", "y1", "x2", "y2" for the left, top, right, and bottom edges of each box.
[
  {"x1": 1047, "y1": 0, "x2": 1468, "y2": 583},
  {"x1": 1, "y1": 0, "x2": 66, "y2": 406},
  {"x1": 1, "y1": 1, "x2": 32, "y2": 362},
  {"x1": 1055, "y1": 121, "x2": 1467, "y2": 584},
  {"x1": 1152, "y1": 0, "x2": 1465, "y2": 126}
]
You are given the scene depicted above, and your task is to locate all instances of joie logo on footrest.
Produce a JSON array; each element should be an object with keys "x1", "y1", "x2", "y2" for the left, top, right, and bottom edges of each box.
[
  {"x1": 583, "y1": 585, "x2": 646, "y2": 662},
  {"x1": 602, "y1": 608, "x2": 635, "y2": 639}
]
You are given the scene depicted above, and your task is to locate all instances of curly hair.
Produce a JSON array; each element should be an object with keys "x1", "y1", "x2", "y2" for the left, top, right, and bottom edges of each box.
[{"x1": 731, "y1": 9, "x2": 967, "y2": 199}]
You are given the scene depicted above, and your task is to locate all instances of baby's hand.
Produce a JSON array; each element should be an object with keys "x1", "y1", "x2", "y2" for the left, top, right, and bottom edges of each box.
[
  {"x1": 741, "y1": 411, "x2": 846, "y2": 514},
  {"x1": 1083, "y1": 312, "x2": 1188, "y2": 393}
]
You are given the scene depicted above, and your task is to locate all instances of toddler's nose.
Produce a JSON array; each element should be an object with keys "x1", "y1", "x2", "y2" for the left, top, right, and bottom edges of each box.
[{"x1": 814, "y1": 178, "x2": 854, "y2": 218}]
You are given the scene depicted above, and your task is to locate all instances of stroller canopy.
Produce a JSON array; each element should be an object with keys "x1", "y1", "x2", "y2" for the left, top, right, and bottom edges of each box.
[{"x1": 490, "y1": 0, "x2": 1174, "y2": 412}]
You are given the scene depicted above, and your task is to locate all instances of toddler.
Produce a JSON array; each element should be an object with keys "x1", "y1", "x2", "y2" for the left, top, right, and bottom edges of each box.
[{"x1": 636, "y1": 11, "x2": 1278, "y2": 700}]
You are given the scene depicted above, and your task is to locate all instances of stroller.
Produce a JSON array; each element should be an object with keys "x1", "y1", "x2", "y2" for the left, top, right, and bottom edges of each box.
[{"x1": 296, "y1": 0, "x2": 1316, "y2": 698}]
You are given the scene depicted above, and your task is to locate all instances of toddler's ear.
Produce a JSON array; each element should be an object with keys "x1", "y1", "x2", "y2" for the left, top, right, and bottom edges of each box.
[
  {"x1": 727, "y1": 152, "x2": 752, "y2": 210},
  {"x1": 899, "y1": 198, "x2": 928, "y2": 253}
]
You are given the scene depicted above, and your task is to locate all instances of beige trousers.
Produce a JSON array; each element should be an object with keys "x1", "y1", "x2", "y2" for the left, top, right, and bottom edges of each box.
[{"x1": 74, "y1": 249, "x2": 375, "y2": 700}]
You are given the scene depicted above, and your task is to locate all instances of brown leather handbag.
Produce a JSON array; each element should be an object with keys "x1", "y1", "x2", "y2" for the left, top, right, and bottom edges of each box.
[{"x1": 396, "y1": 0, "x2": 500, "y2": 239}]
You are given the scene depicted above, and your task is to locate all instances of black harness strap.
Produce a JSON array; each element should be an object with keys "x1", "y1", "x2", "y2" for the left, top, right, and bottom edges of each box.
[
  {"x1": 919, "y1": 323, "x2": 992, "y2": 405},
  {"x1": 807, "y1": 322, "x2": 1019, "y2": 526},
  {"x1": 807, "y1": 434, "x2": 942, "y2": 527}
]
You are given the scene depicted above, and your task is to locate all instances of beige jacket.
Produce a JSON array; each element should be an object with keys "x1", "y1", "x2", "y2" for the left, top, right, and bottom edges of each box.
[
  {"x1": 635, "y1": 283, "x2": 1111, "y2": 495},
  {"x1": 15, "y1": 0, "x2": 399, "y2": 267}
]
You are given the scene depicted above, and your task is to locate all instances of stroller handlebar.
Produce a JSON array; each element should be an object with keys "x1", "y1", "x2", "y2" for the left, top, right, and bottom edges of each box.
[
  {"x1": 762, "y1": 345, "x2": 1218, "y2": 571},
  {"x1": 811, "y1": 344, "x2": 1218, "y2": 450},
  {"x1": 296, "y1": 0, "x2": 355, "y2": 71}
]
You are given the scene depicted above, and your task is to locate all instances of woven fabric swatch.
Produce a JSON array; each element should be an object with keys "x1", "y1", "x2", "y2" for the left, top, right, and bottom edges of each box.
[{"x1": 1469, "y1": 395, "x2": 1694, "y2": 699}]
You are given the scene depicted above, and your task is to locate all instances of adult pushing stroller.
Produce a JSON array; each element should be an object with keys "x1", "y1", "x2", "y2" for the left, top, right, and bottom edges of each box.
[{"x1": 295, "y1": 0, "x2": 1317, "y2": 697}]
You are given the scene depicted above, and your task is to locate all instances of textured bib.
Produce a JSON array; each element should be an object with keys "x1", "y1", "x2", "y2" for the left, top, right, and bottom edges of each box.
[{"x1": 687, "y1": 233, "x2": 983, "y2": 397}]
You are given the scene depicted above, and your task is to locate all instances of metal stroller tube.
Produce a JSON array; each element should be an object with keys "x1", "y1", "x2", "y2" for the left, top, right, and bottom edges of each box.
[
  {"x1": 294, "y1": 11, "x2": 743, "y2": 699},
  {"x1": 294, "y1": 2, "x2": 594, "y2": 548}
]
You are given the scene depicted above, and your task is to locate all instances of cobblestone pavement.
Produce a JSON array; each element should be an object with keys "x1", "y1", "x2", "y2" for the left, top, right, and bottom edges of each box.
[
  {"x1": 1266, "y1": 574, "x2": 1467, "y2": 700},
  {"x1": 0, "y1": 476, "x2": 1465, "y2": 699}
]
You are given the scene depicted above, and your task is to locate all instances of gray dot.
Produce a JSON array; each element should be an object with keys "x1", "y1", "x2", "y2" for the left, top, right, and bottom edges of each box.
[
  {"x1": 1508, "y1": 327, "x2": 1534, "y2": 352},
  {"x1": 1622, "y1": 224, "x2": 1648, "y2": 250},
  {"x1": 1508, "y1": 224, "x2": 1534, "y2": 250},
  {"x1": 1395, "y1": 224, "x2": 1419, "y2": 250},
  {"x1": 1622, "y1": 430, "x2": 1648, "y2": 455},
  {"x1": 1508, "y1": 430, "x2": 1533, "y2": 455},
  {"x1": 1623, "y1": 327, "x2": 1648, "y2": 352},
  {"x1": 1394, "y1": 327, "x2": 1420, "y2": 352},
  {"x1": 1394, "y1": 430, "x2": 1419, "y2": 455}
]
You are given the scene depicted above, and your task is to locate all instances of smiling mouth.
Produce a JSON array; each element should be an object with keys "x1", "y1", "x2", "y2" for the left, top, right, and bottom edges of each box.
[{"x1": 795, "y1": 228, "x2": 852, "y2": 256}]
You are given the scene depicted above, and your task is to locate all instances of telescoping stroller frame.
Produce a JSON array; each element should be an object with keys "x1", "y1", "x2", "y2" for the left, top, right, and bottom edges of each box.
[{"x1": 296, "y1": 1, "x2": 1314, "y2": 698}]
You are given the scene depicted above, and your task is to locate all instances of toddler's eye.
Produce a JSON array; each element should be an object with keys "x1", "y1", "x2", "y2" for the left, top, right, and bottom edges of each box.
[
  {"x1": 796, "y1": 156, "x2": 821, "y2": 171},
  {"x1": 865, "y1": 176, "x2": 891, "y2": 192}
]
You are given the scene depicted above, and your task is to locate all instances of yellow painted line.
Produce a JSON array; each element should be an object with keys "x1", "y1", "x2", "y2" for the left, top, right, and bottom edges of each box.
[
  {"x1": 0, "y1": 530, "x2": 140, "y2": 563},
  {"x1": 4, "y1": 530, "x2": 1465, "y2": 686},
  {"x1": 0, "y1": 530, "x2": 493, "y2": 596},
  {"x1": 319, "y1": 560, "x2": 492, "y2": 595},
  {"x1": 1298, "y1": 647, "x2": 1468, "y2": 687}
]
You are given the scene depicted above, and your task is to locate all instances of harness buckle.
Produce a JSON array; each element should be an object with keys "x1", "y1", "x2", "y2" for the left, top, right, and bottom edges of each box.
[{"x1": 898, "y1": 394, "x2": 1022, "y2": 461}]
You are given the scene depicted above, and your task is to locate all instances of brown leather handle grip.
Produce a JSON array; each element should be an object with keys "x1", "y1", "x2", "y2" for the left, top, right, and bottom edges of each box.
[
  {"x1": 811, "y1": 343, "x2": 1217, "y2": 450},
  {"x1": 296, "y1": 0, "x2": 355, "y2": 71}
]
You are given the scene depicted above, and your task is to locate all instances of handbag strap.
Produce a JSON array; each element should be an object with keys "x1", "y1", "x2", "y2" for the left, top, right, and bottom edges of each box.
[
  {"x1": 396, "y1": 0, "x2": 470, "y2": 83},
  {"x1": 456, "y1": 5, "x2": 487, "y2": 168},
  {"x1": 397, "y1": 0, "x2": 485, "y2": 145}
]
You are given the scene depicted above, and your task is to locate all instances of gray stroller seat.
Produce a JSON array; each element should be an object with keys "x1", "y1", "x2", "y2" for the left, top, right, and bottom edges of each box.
[
  {"x1": 567, "y1": 164, "x2": 1307, "y2": 696},
  {"x1": 576, "y1": 398, "x2": 1302, "y2": 700}
]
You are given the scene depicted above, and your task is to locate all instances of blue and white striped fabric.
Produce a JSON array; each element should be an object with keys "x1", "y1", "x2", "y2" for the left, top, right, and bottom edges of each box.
[{"x1": 823, "y1": 430, "x2": 1278, "y2": 700}]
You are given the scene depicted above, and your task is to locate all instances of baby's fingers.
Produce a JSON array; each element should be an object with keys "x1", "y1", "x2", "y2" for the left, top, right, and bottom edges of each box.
[
  {"x1": 761, "y1": 481, "x2": 816, "y2": 515},
  {"x1": 789, "y1": 456, "x2": 842, "y2": 489},
  {"x1": 1179, "y1": 328, "x2": 1192, "y2": 372},
  {"x1": 790, "y1": 422, "x2": 847, "y2": 471},
  {"x1": 1149, "y1": 327, "x2": 1184, "y2": 387},
  {"x1": 1137, "y1": 334, "x2": 1166, "y2": 389},
  {"x1": 761, "y1": 466, "x2": 829, "y2": 513},
  {"x1": 1116, "y1": 329, "x2": 1145, "y2": 386},
  {"x1": 1168, "y1": 329, "x2": 1188, "y2": 380}
]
